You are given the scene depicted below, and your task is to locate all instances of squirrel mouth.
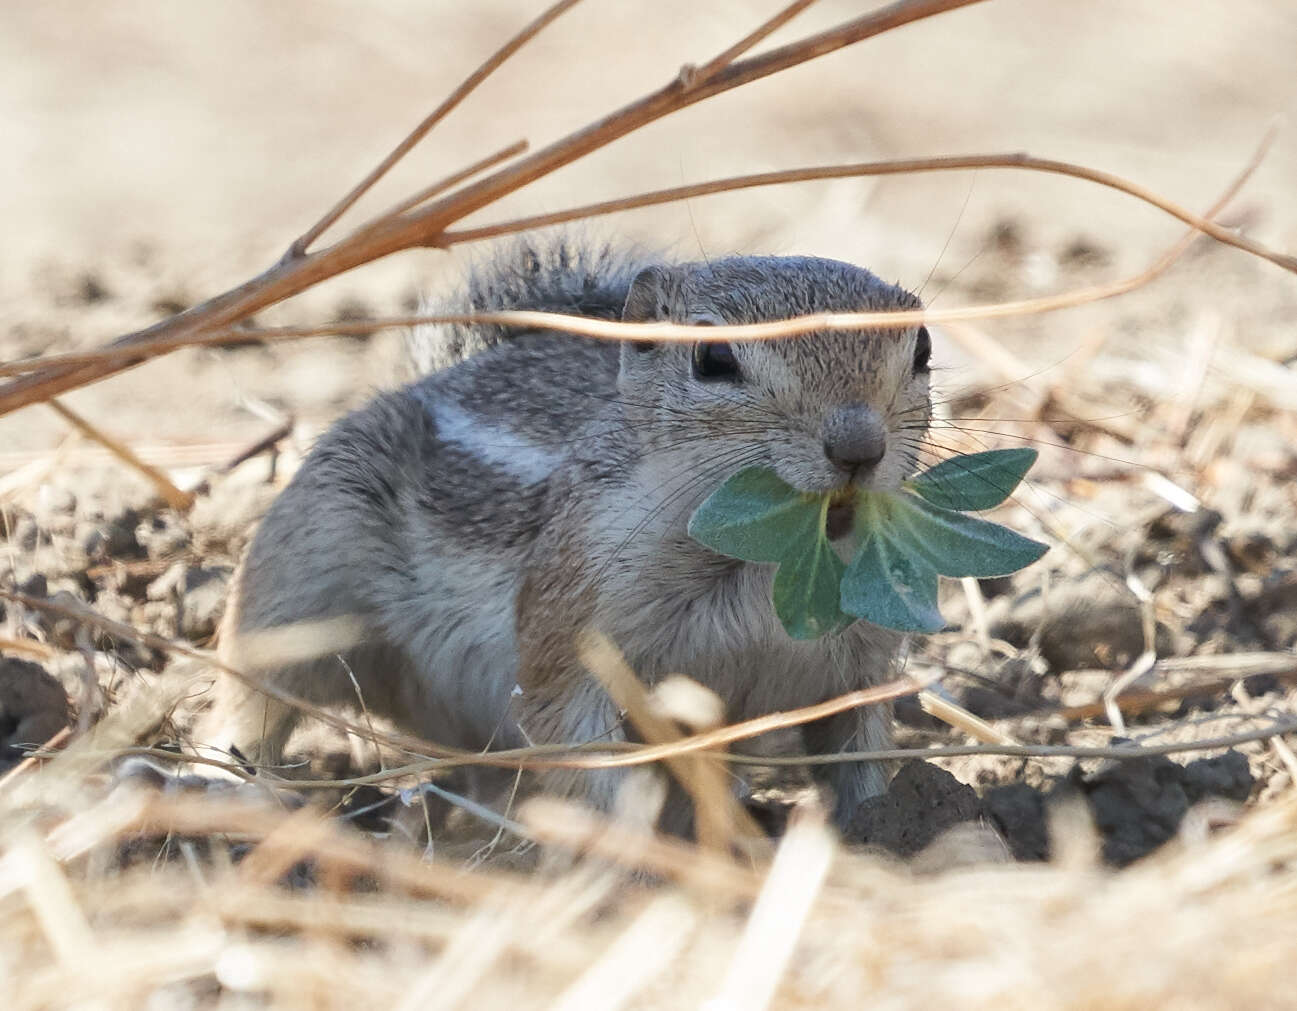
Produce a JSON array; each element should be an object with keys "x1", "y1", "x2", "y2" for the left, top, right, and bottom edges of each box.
[{"x1": 825, "y1": 488, "x2": 856, "y2": 541}]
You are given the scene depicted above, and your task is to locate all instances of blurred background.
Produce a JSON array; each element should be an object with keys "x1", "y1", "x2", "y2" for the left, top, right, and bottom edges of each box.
[{"x1": 2, "y1": 0, "x2": 1295, "y2": 454}]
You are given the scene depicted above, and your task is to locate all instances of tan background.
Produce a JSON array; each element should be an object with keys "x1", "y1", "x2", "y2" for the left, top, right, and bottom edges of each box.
[{"x1": 2, "y1": 0, "x2": 1295, "y2": 455}]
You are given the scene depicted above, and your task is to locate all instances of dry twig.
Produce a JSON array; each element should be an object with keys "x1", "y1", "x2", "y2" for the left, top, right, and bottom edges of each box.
[
  {"x1": 285, "y1": 0, "x2": 584, "y2": 257},
  {"x1": 578, "y1": 631, "x2": 766, "y2": 855},
  {"x1": 0, "y1": 130, "x2": 1274, "y2": 384},
  {"x1": 45, "y1": 399, "x2": 195, "y2": 511},
  {"x1": 0, "y1": 0, "x2": 993, "y2": 415}
]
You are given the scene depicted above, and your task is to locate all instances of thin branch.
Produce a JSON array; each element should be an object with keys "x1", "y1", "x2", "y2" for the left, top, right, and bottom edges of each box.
[
  {"x1": 1049, "y1": 655, "x2": 1297, "y2": 722},
  {"x1": 0, "y1": 133, "x2": 1283, "y2": 387},
  {"x1": 16, "y1": 576, "x2": 1287, "y2": 788},
  {"x1": 375, "y1": 139, "x2": 528, "y2": 222},
  {"x1": 110, "y1": 710, "x2": 1297, "y2": 791},
  {"x1": 419, "y1": 781, "x2": 533, "y2": 840},
  {"x1": 378, "y1": 0, "x2": 994, "y2": 244},
  {"x1": 284, "y1": 0, "x2": 583, "y2": 258},
  {"x1": 0, "y1": 0, "x2": 985, "y2": 417},
  {"x1": 688, "y1": 0, "x2": 821, "y2": 85},
  {"x1": 729, "y1": 715, "x2": 1297, "y2": 766},
  {"x1": 442, "y1": 148, "x2": 1293, "y2": 272},
  {"x1": 0, "y1": 140, "x2": 1259, "y2": 382},
  {"x1": 0, "y1": 586, "x2": 926, "y2": 779},
  {"x1": 45, "y1": 399, "x2": 195, "y2": 512},
  {"x1": 219, "y1": 417, "x2": 293, "y2": 473},
  {"x1": 0, "y1": 588, "x2": 447, "y2": 765},
  {"x1": 0, "y1": 245, "x2": 1235, "y2": 375},
  {"x1": 285, "y1": 672, "x2": 934, "y2": 781}
]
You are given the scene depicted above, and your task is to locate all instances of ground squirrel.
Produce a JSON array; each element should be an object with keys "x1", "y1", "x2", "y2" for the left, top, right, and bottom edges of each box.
[{"x1": 202, "y1": 238, "x2": 932, "y2": 831}]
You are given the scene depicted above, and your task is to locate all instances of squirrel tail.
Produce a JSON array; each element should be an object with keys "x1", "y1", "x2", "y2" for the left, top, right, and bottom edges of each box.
[{"x1": 407, "y1": 235, "x2": 654, "y2": 375}]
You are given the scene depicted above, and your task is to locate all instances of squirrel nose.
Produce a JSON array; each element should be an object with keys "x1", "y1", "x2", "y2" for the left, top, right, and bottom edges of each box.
[{"x1": 822, "y1": 403, "x2": 887, "y2": 475}]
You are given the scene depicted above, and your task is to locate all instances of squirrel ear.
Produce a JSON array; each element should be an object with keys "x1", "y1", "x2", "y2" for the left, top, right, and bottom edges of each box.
[{"x1": 621, "y1": 265, "x2": 675, "y2": 323}]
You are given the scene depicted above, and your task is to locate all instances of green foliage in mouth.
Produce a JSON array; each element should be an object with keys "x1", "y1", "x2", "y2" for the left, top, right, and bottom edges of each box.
[{"x1": 687, "y1": 448, "x2": 1048, "y2": 638}]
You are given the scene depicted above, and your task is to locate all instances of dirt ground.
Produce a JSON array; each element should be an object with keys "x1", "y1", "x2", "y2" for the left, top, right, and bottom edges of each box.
[{"x1": 2, "y1": 2, "x2": 1297, "y2": 1005}]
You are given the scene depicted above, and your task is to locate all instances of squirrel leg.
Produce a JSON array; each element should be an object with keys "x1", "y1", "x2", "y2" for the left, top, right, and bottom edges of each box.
[
  {"x1": 514, "y1": 544, "x2": 638, "y2": 815},
  {"x1": 198, "y1": 635, "x2": 402, "y2": 776},
  {"x1": 803, "y1": 703, "x2": 894, "y2": 832},
  {"x1": 511, "y1": 671, "x2": 630, "y2": 813},
  {"x1": 197, "y1": 666, "x2": 300, "y2": 772}
]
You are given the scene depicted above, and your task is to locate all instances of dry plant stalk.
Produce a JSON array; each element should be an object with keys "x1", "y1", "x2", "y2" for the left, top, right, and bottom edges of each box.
[
  {"x1": 2, "y1": 0, "x2": 1294, "y2": 414},
  {"x1": 0, "y1": 586, "x2": 930, "y2": 782},
  {"x1": 8, "y1": 587, "x2": 1295, "y2": 791},
  {"x1": 0, "y1": 0, "x2": 983, "y2": 412},
  {"x1": 0, "y1": 125, "x2": 1278, "y2": 388},
  {"x1": 577, "y1": 631, "x2": 766, "y2": 856},
  {"x1": 8, "y1": 775, "x2": 1297, "y2": 1008},
  {"x1": 284, "y1": 0, "x2": 585, "y2": 257},
  {"x1": 917, "y1": 688, "x2": 1017, "y2": 746},
  {"x1": 44, "y1": 398, "x2": 195, "y2": 511},
  {"x1": 709, "y1": 801, "x2": 835, "y2": 1011}
]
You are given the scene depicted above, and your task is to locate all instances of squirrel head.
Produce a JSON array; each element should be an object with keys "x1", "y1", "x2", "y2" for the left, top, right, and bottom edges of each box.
[{"x1": 616, "y1": 255, "x2": 931, "y2": 496}]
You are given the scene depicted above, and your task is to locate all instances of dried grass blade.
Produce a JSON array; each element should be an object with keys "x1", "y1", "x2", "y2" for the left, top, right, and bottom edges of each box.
[
  {"x1": 690, "y1": 0, "x2": 821, "y2": 84},
  {"x1": 578, "y1": 630, "x2": 762, "y2": 855},
  {"x1": 548, "y1": 894, "x2": 698, "y2": 1011},
  {"x1": 47, "y1": 398, "x2": 195, "y2": 511},
  {"x1": 709, "y1": 802, "x2": 835, "y2": 1011},
  {"x1": 286, "y1": 0, "x2": 582, "y2": 257},
  {"x1": 0, "y1": 0, "x2": 985, "y2": 417}
]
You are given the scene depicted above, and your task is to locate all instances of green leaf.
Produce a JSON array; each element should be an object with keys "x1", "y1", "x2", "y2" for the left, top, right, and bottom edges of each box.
[
  {"x1": 910, "y1": 448, "x2": 1038, "y2": 511},
  {"x1": 687, "y1": 455, "x2": 1049, "y2": 640},
  {"x1": 771, "y1": 499, "x2": 854, "y2": 639},
  {"x1": 889, "y1": 492, "x2": 1048, "y2": 578},
  {"x1": 840, "y1": 524, "x2": 945, "y2": 634},
  {"x1": 687, "y1": 467, "x2": 821, "y2": 563}
]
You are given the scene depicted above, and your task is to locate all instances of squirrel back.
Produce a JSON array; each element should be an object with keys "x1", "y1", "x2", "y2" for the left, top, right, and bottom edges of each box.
[{"x1": 407, "y1": 236, "x2": 654, "y2": 374}]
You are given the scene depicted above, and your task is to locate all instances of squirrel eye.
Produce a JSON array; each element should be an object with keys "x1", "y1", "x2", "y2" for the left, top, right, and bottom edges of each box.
[
  {"x1": 692, "y1": 341, "x2": 742, "y2": 382},
  {"x1": 912, "y1": 326, "x2": 932, "y2": 373}
]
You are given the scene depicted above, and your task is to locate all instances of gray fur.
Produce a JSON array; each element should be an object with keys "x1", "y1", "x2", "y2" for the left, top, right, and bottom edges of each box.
[
  {"x1": 204, "y1": 237, "x2": 932, "y2": 831},
  {"x1": 407, "y1": 236, "x2": 654, "y2": 373}
]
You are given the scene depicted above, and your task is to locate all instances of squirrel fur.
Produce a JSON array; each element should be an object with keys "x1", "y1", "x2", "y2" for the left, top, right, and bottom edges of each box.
[{"x1": 204, "y1": 236, "x2": 932, "y2": 832}]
